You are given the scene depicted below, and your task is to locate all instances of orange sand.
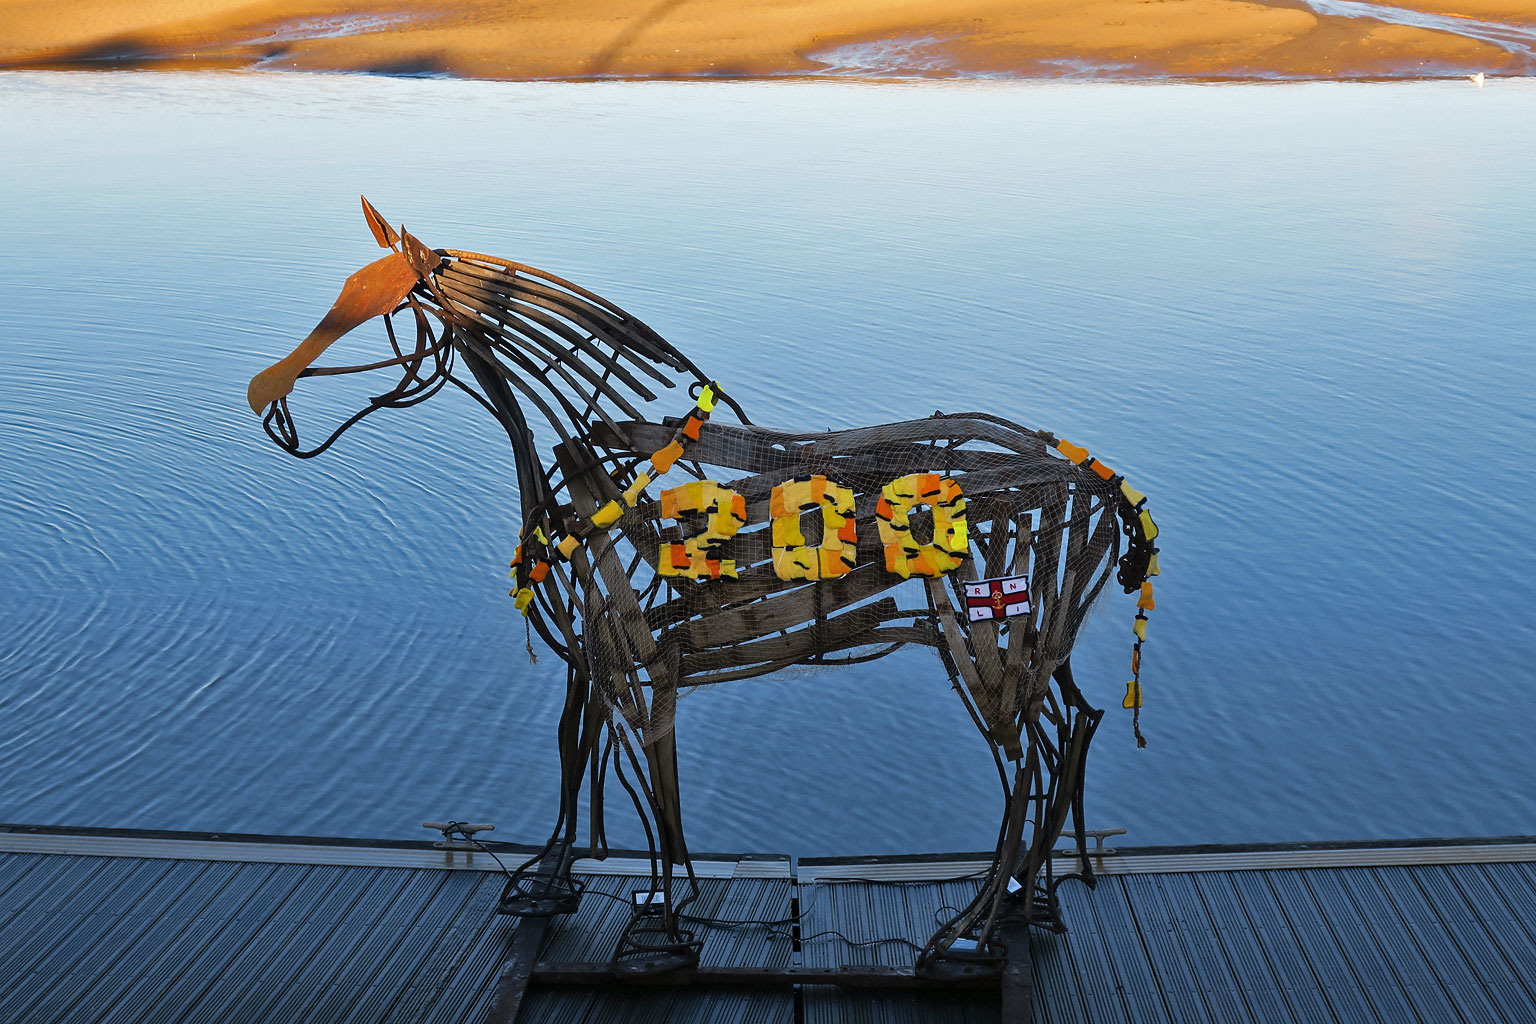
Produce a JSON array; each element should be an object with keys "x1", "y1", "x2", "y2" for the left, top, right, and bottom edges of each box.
[{"x1": 0, "y1": 0, "x2": 1529, "y2": 78}]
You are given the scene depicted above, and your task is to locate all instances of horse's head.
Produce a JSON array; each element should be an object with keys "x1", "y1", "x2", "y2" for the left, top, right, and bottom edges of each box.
[{"x1": 246, "y1": 197, "x2": 453, "y2": 457}]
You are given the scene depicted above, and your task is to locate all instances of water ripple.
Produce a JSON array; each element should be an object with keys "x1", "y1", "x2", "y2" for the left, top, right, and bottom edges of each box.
[{"x1": 0, "y1": 75, "x2": 1533, "y2": 852}]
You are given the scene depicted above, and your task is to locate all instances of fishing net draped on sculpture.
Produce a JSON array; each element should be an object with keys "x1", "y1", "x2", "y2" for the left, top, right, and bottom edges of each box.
[
  {"x1": 524, "y1": 413, "x2": 1129, "y2": 755},
  {"x1": 418, "y1": 244, "x2": 1158, "y2": 761}
]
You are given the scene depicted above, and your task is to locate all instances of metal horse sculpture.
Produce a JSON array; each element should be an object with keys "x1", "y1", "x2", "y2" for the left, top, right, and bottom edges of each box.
[{"x1": 247, "y1": 198, "x2": 1160, "y2": 980}]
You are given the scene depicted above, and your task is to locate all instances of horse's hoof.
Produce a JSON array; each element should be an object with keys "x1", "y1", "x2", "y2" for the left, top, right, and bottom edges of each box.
[
  {"x1": 610, "y1": 949, "x2": 699, "y2": 981},
  {"x1": 496, "y1": 892, "x2": 582, "y2": 917},
  {"x1": 496, "y1": 875, "x2": 585, "y2": 916},
  {"x1": 915, "y1": 943, "x2": 1004, "y2": 983}
]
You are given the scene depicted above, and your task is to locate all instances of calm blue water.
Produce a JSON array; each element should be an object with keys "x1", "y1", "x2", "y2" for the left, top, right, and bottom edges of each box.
[{"x1": 1, "y1": 72, "x2": 1532, "y2": 855}]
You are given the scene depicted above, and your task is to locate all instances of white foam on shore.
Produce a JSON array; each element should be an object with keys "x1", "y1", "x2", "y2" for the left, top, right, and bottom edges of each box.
[
  {"x1": 1300, "y1": 0, "x2": 1536, "y2": 61},
  {"x1": 807, "y1": 2, "x2": 1536, "y2": 81},
  {"x1": 808, "y1": 35, "x2": 1005, "y2": 80},
  {"x1": 250, "y1": 12, "x2": 423, "y2": 46}
]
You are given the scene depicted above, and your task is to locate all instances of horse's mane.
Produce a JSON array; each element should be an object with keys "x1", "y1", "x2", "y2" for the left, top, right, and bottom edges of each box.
[{"x1": 431, "y1": 250, "x2": 740, "y2": 452}]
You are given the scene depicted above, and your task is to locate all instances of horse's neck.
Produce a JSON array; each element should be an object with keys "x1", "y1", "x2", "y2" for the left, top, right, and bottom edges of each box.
[{"x1": 436, "y1": 253, "x2": 716, "y2": 485}]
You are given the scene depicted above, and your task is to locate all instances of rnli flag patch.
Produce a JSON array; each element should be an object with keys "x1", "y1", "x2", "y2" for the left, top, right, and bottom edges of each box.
[{"x1": 964, "y1": 575, "x2": 1031, "y2": 622}]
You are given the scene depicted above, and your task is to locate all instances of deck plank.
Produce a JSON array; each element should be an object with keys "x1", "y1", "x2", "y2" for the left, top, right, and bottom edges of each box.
[{"x1": 0, "y1": 829, "x2": 1531, "y2": 1023}]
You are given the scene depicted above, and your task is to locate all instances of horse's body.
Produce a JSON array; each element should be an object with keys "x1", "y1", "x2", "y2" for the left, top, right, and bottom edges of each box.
[{"x1": 247, "y1": 200, "x2": 1156, "y2": 976}]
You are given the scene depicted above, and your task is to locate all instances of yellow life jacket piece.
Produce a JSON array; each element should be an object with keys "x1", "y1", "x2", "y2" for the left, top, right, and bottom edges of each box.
[
  {"x1": 769, "y1": 475, "x2": 857, "y2": 580},
  {"x1": 657, "y1": 480, "x2": 744, "y2": 580},
  {"x1": 875, "y1": 473, "x2": 968, "y2": 579}
]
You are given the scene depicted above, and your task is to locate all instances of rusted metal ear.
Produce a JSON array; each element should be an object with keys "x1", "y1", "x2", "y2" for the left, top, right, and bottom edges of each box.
[
  {"x1": 247, "y1": 251, "x2": 421, "y2": 413},
  {"x1": 399, "y1": 228, "x2": 444, "y2": 278},
  {"x1": 361, "y1": 195, "x2": 400, "y2": 250}
]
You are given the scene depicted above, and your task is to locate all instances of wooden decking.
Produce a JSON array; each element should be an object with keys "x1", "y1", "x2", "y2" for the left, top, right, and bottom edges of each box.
[{"x1": 2, "y1": 824, "x2": 1534, "y2": 1023}]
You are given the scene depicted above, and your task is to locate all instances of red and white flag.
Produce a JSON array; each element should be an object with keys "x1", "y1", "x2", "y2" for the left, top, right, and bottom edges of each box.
[{"x1": 964, "y1": 575, "x2": 1031, "y2": 622}]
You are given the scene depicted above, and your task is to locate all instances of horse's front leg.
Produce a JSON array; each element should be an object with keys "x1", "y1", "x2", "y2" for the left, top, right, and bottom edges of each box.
[
  {"x1": 495, "y1": 588, "x2": 595, "y2": 917},
  {"x1": 609, "y1": 664, "x2": 704, "y2": 977},
  {"x1": 554, "y1": 658, "x2": 596, "y2": 851},
  {"x1": 641, "y1": 697, "x2": 689, "y2": 866}
]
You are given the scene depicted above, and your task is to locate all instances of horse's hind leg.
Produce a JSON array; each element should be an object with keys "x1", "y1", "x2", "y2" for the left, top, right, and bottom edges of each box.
[
  {"x1": 920, "y1": 654, "x2": 1103, "y2": 976},
  {"x1": 1018, "y1": 658, "x2": 1104, "y2": 926}
]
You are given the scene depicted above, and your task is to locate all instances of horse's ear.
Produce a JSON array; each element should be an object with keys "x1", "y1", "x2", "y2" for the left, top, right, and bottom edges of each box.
[
  {"x1": 361, "y1": 195, "x2": 399, "y2": 249},
  {"x1": 399, "y1": 228, "x2": 444, "y2": 278}
]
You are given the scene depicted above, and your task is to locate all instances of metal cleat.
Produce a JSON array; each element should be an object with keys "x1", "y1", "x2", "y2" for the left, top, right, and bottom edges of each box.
[{"x1": 423, "y1": 820, "x2": 495, "y2": 851}]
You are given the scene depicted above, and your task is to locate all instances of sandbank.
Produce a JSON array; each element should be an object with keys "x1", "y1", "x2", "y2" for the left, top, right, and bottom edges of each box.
[{"x1": 0, "y1": 0, "x2": 1531, "y2": 79}]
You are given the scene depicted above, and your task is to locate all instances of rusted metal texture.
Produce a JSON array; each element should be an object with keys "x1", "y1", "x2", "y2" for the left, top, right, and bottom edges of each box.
[{"x1": 244, "y1": 198, "x2": 1159, "y2": 994}]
